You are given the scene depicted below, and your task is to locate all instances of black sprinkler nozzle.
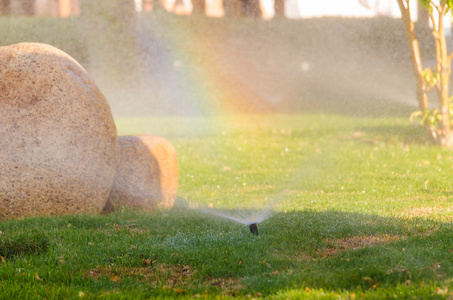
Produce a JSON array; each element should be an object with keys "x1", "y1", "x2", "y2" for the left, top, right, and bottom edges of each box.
[{"x1": 249, "y1": 223, "x2": 258, "y2": 236}]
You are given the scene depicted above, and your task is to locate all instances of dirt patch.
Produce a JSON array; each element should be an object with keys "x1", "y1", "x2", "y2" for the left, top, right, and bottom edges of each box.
[
  {"x1": 83, "y1": 263, "x2": 245, "y2": 294},
  {"x1": 321, "y1": 234, "x2": 406, "y2": 257},
  {"x1": 398, "y1": 206, "x2": 452, "y2": 219},
  {"x1": 208, "y1": 277, "x2": 246, "y2": 296},
  {"x1": 274, "y1": 229, "x2": 440, "y2": 262},
  {"x1": 271, "y1": 234, "x2": 408, "y2": 262},
  {"x1": 84, "y1": 263, "x2": 195, "y2": 286}
]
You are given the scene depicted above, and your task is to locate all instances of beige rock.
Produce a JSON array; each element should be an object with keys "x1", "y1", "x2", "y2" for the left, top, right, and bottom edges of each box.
[
  {"x1": 0, "y1": 43, "x2": 118, "y2": 220},
  {"x1": 106, "y1": 135, "x2": 178, "y2": 211}
]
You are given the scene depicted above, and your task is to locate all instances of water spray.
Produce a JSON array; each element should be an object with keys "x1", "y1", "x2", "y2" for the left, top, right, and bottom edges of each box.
[
  {"x1": 182, "y1": 197, "x2": 273, "y2": 236},
  {"x1": 249, "y1": 223, "x2": 258, "y2": 235}
]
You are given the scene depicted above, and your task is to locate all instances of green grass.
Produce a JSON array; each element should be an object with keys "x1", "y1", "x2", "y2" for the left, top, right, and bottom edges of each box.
[
  {"x1": 0, "y1": 230, "x2": 49, "y2": 259},
  {"x1": 2, "y1": 114, "x2": 453, "y2": 299}
]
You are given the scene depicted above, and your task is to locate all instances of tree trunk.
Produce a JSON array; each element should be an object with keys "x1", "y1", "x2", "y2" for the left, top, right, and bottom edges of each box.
[
  {"x1": 241, "y1": 0, "x2": 260, "y2": 17},
  {"x1": 274, "y1": 0, "x2": 284, "y2": 16},
  {"x1": 191, "y1": 0, "x2": 205, "y2": 14},
  {"x1": 396, "y1": 0, "x2": 437, "y2": 143},
  {"x1": 417, "y1": 1, "x2": 429, "y2": 27},
  {"x1": 396, "y1": 0, "x2": 429, "y2": 113},
  {"x1": 432, "y1": 5, "x2": 452, "y2": 146},
  {"x1": 0, "y1": 0, "x2": 11, "y2": 14}
]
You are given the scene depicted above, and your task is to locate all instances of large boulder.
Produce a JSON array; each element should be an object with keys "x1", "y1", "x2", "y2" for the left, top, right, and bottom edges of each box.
[
  {"x1": 0, "y1": 43, "x2": 118, "y2": 220},
  {"x1": 106, "y1": 135, "x2": 178, "y2": 211}
]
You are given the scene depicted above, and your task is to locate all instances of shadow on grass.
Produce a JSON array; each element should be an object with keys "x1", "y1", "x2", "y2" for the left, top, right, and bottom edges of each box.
[
  {"x1": 0, "y1": 208, "x2": 451, "y2": 297},
  {"x1": 150, "y1": 207, "x2": 452, "y2": 294},
  {"x1": 0, "y1": 230, "x2": 49, "y2": 259}
]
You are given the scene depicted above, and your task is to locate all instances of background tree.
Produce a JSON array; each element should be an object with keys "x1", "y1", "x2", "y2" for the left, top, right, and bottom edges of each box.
[{"x1": 397, "y1": 0, "x2": 453, "y2": 147}]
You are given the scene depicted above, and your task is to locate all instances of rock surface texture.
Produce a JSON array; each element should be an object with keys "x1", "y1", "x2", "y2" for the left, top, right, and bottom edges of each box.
[
  {"x1": 106, "y1": 135, "x2": 178, "y2": 211},
  {"x1": 0, "y1": 43, "x2": 118, "y2": 220}
]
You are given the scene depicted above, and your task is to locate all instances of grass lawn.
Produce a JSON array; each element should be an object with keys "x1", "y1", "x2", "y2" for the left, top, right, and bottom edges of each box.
[{"x1": 2, "y1": 114, "x2": 453, "y2": 299}]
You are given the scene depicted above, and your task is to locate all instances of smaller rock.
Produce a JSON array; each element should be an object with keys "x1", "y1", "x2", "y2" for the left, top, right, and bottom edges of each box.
[{"x1": 106, "y1": 135, "x2": 178, "y2": 211}]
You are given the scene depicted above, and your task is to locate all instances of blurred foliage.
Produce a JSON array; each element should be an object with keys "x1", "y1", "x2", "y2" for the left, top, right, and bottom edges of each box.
[
  {"x1": 0, "y1": 16, "x2": 89, "y2": 64},
  {"x1": 0, "y1": 3, "x2": 436, "y2": 117}
]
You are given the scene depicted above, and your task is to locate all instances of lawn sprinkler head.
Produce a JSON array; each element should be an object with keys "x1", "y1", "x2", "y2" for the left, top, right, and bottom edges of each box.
[{"x1": 249, "y1": 223, "x2": 258, "y2": 236}]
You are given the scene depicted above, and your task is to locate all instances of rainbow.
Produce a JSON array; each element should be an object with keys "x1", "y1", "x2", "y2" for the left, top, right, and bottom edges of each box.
[{"x1": 133, "y1": 13, "x2": 276, "y2": 118}]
